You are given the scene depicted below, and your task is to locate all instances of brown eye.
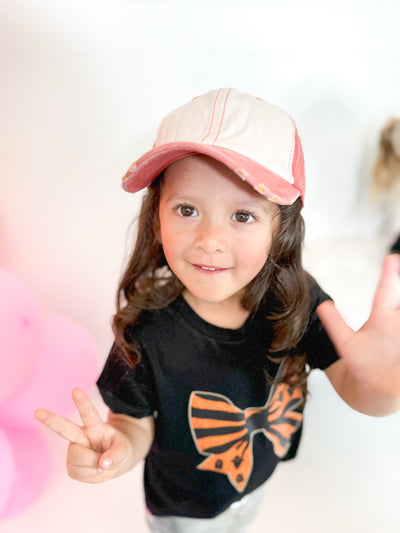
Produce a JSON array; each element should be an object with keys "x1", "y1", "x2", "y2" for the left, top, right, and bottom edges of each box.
[
  {"x1": 178, "y1": 205, "x2": 197, "y2": 217},
  {"x1": 233, "y1": 211, "x2": 254, "y2": 223}
]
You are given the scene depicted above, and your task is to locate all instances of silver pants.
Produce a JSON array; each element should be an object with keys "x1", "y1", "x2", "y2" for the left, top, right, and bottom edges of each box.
[{"x1": 145, "y1": 484, "x2": 265, "y2": 533}]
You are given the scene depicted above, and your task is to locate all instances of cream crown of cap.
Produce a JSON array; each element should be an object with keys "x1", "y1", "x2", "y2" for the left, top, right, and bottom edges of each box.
[{"x1": 122, "y1": 88, "x2": 305, "y2": 205}]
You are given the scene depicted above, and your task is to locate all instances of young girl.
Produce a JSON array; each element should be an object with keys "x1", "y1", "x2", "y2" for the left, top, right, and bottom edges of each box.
[{"x1": 35, "y1": 88, "x2": 400, "y2": 533}]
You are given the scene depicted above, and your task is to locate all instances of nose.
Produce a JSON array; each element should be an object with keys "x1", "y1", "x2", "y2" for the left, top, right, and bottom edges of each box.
[{"x1": 193, "y1": 217, "x2": 227, "y2": 255}]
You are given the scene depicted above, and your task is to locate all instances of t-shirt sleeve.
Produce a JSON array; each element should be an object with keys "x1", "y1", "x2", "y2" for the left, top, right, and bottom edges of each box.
[
  {"x1": 300, "y1": 279, "x2": 340, "y2": 370},
  {"x1": 97, "y1": 342, "x2": 156, "y2": 418}
]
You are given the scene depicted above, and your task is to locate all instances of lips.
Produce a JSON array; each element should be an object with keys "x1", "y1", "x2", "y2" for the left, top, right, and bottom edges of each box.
[{"x1": 192, "y1": 264, "x2": 229, "y2": 273}]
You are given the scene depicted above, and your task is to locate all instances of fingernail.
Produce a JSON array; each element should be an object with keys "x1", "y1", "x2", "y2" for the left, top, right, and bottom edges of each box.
[{"x1": 102, "y1": 458, "x2": 112, "y2": 469}]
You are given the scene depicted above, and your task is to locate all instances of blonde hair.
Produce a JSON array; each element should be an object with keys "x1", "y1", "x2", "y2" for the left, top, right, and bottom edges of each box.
[{"x1": 373, "y1": 118, "x2": 400, "y2": 196}]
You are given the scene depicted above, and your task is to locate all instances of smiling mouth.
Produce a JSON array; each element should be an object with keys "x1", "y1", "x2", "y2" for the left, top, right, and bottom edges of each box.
[{"x1": 193, "y1": 264, "x2": 229, "y2": 272}]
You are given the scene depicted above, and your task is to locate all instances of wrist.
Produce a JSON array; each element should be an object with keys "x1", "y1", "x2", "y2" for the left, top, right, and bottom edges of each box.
[{"x1": 344, "y1": 369, "x2": 400, "y2": 417}]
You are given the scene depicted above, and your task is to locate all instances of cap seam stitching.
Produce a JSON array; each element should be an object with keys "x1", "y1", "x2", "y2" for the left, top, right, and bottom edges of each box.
[
  {"x1": 211, "y1": 88, "x2": 231, "y2": 146},
  {"x1": 200, "y1": 89, "x2": 222, "y2": 144}
]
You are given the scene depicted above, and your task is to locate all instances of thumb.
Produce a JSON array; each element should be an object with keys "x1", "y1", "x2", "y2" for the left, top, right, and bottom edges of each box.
[
  {"x1": 98, "y1": 454, "x2": 113, "y2": 471},
  {"x1": 317, "y1": 300, "x2": 354, "y2": 352},
  {"x1": 98, "y1": 433, "x2": 130, "y2": 473}
]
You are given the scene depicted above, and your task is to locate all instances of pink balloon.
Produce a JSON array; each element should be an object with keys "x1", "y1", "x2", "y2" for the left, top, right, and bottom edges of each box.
[
  {"x1": 0, "y1": 426, "x2": 51, "y2": 520},
  {"x1": 0, "y1": 269, "x2": 42, "y2": 402},
  {"x1": 0, "y1": 428, "x2": 16, "y2": 516},
  {"x1": 0, "y1": 313, "x2": 100, "y2": 426}
]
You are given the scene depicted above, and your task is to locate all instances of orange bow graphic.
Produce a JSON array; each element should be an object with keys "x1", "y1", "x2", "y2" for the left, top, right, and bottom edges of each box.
[{"x1": 188, "y1": 371, "x2": 303, "y2": 493}]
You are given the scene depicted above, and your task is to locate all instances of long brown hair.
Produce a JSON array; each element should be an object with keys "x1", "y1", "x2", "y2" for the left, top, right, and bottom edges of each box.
[{"x1": 112, "y1": 178, "x2": 311, "y2": 391}]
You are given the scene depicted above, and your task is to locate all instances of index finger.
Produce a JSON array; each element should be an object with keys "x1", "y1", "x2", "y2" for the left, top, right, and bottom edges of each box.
[
  {"x1": 34, "y1": 407, "x2": 90, "y2": 447},
  {"x1": 71, "y1": 388, "x2": 105, "y2": 430}
]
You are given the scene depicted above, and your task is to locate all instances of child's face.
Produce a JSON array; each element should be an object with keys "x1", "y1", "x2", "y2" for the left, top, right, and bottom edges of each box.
[{"x1": 157, "y1": 155, "x2": 279, "y2": 322}]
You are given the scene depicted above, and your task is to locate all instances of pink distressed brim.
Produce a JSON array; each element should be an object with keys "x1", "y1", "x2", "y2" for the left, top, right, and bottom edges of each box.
[{"x1": 122, "y1": 142, "x2": 303, "y2": 206}]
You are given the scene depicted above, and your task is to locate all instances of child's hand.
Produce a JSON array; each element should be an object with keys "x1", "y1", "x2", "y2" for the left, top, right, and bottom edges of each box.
[
  {"x1": 318, "y1": 254, "x2": 400, "y2": 415},
  {"x1": 34, "y1": 388, "x2": 134, "y2": 483}
]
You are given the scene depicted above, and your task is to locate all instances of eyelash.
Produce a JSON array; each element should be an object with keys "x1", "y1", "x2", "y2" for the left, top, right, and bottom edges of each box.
[{"x1": 174, "y1": 204, "x2": 257, "y2": 224}]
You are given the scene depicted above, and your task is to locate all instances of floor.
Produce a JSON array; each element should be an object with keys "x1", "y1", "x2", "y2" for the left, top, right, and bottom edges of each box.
[{"x1": 2, "y1": 233, "x2": 400, "y2": 533}]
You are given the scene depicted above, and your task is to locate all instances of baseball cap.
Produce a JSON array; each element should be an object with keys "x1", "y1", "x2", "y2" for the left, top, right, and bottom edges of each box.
[{"x1": 122, "y1": 88, "x2": 305, "y2": 206}]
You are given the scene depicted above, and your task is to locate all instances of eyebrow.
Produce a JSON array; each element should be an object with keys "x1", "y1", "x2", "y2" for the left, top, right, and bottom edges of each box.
[{"x1": 161, "y1": 189, "x2": 193, "y2": 203}]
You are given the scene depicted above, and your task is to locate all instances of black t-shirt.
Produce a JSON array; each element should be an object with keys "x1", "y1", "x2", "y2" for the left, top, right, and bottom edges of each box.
[{"x1": 97, "y1": 284, "x2": 338, "y2": 518}]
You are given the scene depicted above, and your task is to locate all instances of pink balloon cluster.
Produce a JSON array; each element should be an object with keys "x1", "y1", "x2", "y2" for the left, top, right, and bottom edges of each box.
[{"x1": 0, "y1": 268, "x2": 100, "y2": 520}]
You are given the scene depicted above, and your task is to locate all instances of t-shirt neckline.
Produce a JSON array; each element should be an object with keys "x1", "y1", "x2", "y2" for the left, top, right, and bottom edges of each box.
[{"x1": 170, "y1": 295, "x2": 254, "y2": 343}]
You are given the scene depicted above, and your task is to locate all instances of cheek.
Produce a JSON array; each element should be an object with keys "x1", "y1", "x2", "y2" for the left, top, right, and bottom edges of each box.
[
  {"x1": 159, "y1": 227, "x2": 183, "y2": 265},
  {"x1": 233, "y1": 243, "x2": 268, "y2": 282},
  {"x1": 246, "y1": 247, "x2": 270, "y2": 273},
  {"x1": 238, "y1": 231, "x2": 272, "y2": 262}
]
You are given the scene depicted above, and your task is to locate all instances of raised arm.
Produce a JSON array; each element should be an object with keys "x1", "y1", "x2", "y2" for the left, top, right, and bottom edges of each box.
[
  {"x1": 34, "y1": 388, "x2": 154, "y2": 483},
  {"x1": 318, "y1": 254, "x2": 400, "y2": 417}
]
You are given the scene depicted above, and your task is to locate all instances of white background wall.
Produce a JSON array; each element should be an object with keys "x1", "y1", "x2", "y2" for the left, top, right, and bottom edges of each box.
[{"x1": 1, "y1": 1, "x2": 399, "y2": 532}]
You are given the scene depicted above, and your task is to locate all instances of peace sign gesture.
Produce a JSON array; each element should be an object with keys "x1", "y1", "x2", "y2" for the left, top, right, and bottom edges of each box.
[
  {"x1": 34, "y1": 388, "x2": 154, "y2": 483},
  {"x1": 320, "y1": 254, "x2": 400, "y2": 416}
]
